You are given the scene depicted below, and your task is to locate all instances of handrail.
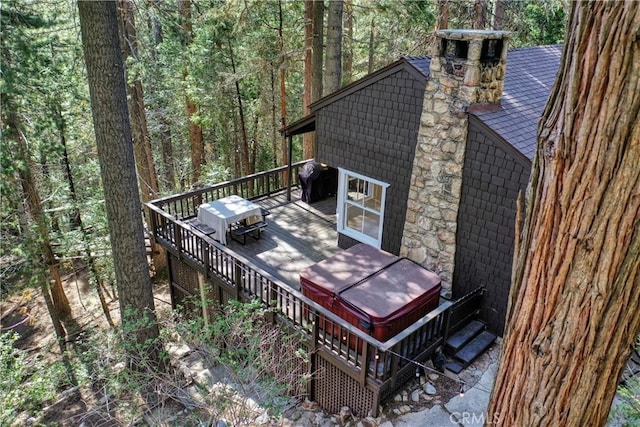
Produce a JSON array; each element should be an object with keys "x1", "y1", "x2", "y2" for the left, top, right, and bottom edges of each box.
[{"x1": 149, "y1": 160, "x2": 310, "y2": 220}]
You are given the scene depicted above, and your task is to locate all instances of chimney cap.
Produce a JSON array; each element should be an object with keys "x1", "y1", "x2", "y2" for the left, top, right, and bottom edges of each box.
[{"x1": 436, "y1": 29, "x2": 511, "y2": 41}]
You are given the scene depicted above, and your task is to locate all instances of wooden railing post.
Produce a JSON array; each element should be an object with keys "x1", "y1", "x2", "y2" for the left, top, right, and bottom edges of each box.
[
  {"x1": 389, "y1": 342, "x2": 402, "y2": 388},
  {"x1": 359, "y1": 342, "x2": 369, "y2": 385},
  {"x1": 233, "y1": 261, "x2": 242, "y2": 300},
  {"x1": 441, "y1": 303, "x2": 453, "y2": 344},
  {"x1": 174, "y1": 222, "x2": 182, "y2": 254}
]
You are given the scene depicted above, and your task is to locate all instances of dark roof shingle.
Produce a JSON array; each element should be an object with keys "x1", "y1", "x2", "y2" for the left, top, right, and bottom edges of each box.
[{"x1": 472, "y1": 45, "x2": 563, "y2": 161}]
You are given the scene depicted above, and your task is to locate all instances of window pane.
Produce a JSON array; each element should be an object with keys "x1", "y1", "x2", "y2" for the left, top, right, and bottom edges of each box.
[
  {"x1": 362, "y1": 210, "x2": 380, "y2": 239},
  {"x1": 346, "y1": 203, "x2": 363, "y2": 232},
  {"x1": 363, "y1": 182, "x2": 383, "y2": 211},
  {"x1": 347, "y1": 176, "x2": 366, "y2": 204}
]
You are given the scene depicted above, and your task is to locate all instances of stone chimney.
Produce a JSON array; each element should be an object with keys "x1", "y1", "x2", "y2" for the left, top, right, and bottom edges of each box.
[{"x1": 400, "y1": 29, "x2": 510, "y2": 294}]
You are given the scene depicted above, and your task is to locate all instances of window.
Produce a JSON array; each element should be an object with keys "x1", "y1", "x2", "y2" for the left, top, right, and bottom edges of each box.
[{"x1": 337, "y1": 168, "x2": 389, "y2": 248}]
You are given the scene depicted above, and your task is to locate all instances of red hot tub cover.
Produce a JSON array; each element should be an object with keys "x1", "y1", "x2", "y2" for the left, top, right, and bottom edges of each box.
[
  {"x1": 300, "y1": 244, "x2": 442, "y2": 342},
  {"x1": 299, "y1": 243, "x2": 399, "y2": 298}
]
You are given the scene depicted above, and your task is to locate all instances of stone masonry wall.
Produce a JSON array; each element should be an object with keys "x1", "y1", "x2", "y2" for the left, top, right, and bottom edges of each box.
[{"x1": 400, "y1": 31, "x2": 509, "y2": 293}]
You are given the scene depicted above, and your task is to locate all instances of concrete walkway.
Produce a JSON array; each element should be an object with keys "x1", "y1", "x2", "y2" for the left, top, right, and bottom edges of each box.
[{"x1": 389, "y1": 345, "x2": 499, "y2": 427}]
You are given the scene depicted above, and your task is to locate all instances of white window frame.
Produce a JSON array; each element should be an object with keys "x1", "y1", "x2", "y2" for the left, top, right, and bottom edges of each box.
[{"x1": 336, "y1": 168, "x2": 389, "y2": 248}]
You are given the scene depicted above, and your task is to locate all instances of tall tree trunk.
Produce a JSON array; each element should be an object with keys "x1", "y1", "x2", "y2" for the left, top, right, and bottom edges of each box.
[
  {"x1": 492, "y1": 0, "x2": 504, "y2": 30},
  {"x1": 148, "y1": 0, "x2": 176, "y2": 191},
  {"x1": 178, "y1": 0, "x2": 205, "y2": 185},
  {"x1": 55, "y1": 104, "x2": 115, "y2": 327},
  {"x1": 342, "y1": 0, "x2": 353, "y2": 86},
  {"x1": 324, "y1": 0, "x2": 343, "y2": 95},
  {"x1": 54, "y1": 106, "x2": 81, "y2": 230},
  {"x1": 270, "y1": 67, "x2": 279, "y2": 167},
  {"x1": 302, "y1": 0, "x2": 314, "y2": 159},
  {"x1": 8, "y1": 110, "x2": 72, "y2": 328},
  {"x1": 118, "y1": 0, "x2": 165, "y2": 272},
  {"x1": 488, "y1": 3, "x2": 640, "y2": 426},
  {"x1": 228, "y1": 40, "x2": 251, "y2": 178},
  {"x1": 78, "y1": 0, "x2": 160, "y2": 366},
  {"x1": 310, "y1": 0, "x2": 324, "y2": 159},
  {"x1": 118, "y1": 0, "x2": 159, "y2": 201},
  {"x1": 278, "y1": 0, "x2": 288, "y2": 168},
  {"x1": 436, "y1": 0, "x2": 449, "y2": 30},
  {"x1": 311, "y1": 0, "x2": 324, "y2": 103},
  {"x1": 472, "y1": 0, "x2": 485, "y2": 29},
  {"x1": 368, "y1": 18, "x2": 375, "y2": 74}
]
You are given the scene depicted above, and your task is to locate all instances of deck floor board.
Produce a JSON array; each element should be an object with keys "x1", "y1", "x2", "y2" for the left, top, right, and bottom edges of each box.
[{"x1": 225, "y1": 192, "x2": 341, "y2": 289}]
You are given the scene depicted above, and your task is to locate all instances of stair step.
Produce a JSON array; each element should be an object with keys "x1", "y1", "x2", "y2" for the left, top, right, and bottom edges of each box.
[
  {"x1": 446, "y1": 320, "x2": 485, "y2": 353},
  {"x1": 445, "y1": 361, "x2": 464, "y2": 374},
  {"x1": 454, "y1": 330, "x2": 497, "y2": 366}
]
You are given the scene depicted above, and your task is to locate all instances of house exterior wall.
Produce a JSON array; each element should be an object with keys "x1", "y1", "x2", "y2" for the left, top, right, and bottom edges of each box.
[
  {"x1": 453, "y1": 116, "x2": 531, "y2": 334},
  {"x1": 315, "y1": 68, "x2": 426, "y2": 254}
]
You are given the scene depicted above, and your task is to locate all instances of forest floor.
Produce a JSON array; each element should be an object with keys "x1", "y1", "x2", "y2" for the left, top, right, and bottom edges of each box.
[
  {"x1": 1, "y1": 260, "x2": 174, "y2": 426},
  {"x1": 0, "y1": 261, "x2": 474, "y2": 426}
]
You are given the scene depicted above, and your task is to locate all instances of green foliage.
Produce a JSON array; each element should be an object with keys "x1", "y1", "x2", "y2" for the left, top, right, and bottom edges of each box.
[
  {"x1": 0, "y1": 332, "x2": 67, "y2": 425},
  {"x1": 611, "y1": 336, "x2": 640, "y2": 425},
  {"x1": 499, "y1": 0, "x2": 567, "y2": 47},
  {"x1": 174, "y1": 297, "x2": 309, "y2": 417}
]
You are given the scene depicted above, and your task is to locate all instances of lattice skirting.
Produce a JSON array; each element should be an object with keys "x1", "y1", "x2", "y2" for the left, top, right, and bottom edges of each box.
[{"x1": 313, "y1": 352, "x2": 377, "y2": 417}]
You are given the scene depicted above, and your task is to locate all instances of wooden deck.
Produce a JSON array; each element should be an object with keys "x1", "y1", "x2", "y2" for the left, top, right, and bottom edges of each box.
[{"x1": 224, "y1": 192, "x2": 341, "y2": 290}]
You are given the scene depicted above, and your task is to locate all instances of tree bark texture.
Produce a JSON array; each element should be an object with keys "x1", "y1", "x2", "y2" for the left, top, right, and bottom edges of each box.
[
  {"x1": 324, "y1": 0, "x2": 343, "y2": 95},
  {"x1": 488, "y1": 3, "x2": 640, "y2": 426},
  {"x1": 78, "y1": 0, "x2": 160, "y2": 362}
]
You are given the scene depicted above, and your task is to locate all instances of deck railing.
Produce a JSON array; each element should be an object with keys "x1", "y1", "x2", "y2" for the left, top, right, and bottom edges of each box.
[
  {"x1": 147, "y1": 161, "x2": 464, "y2": 402},
  {"x1": 151, "y1": 160, "x2": 309, "y2": 220}
]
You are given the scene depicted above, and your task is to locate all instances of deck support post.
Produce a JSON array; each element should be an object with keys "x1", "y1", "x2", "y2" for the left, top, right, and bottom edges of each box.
[
  {"x1": 286, "y1": 135, "x2": 293, "y2": 202},
  {"x1": 197, "y1": 271, "x2": 209, "y2": 327}
]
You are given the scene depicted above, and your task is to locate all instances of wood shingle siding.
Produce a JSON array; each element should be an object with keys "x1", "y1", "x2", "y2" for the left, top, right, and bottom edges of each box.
[
  {"x1": 454, "y1": 116, "x2": 531, "y2": 334},
  {"x1": 316, "y1": 66, "x2": 427, "y2": 254}
]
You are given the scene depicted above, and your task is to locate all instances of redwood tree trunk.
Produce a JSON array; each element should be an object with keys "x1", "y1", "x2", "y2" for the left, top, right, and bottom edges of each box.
[
  {"x1": 488, "y1": 3, "x2": 640, "y2": 426},
  {"x1": 78, "y1": 0, "x2": 160, "y2": 365}
]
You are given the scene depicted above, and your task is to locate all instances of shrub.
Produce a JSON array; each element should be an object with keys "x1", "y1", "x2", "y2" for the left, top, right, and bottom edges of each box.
[{"x1": 0, "y1": 332, "x2": 64, "y2": 425}]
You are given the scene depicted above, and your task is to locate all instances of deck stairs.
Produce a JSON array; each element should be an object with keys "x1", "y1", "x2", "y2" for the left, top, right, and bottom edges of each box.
[{"x1": 444, "y1": 319, "x2": 496, "y2": 374}]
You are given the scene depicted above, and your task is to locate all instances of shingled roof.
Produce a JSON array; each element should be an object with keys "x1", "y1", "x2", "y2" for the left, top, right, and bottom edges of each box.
[
  {"x1": 472, "y1": 45, "x2": 563, "y2": 161},
  {"x1": 285, "y1": 45, "x2": 562, "y2": 157}
]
